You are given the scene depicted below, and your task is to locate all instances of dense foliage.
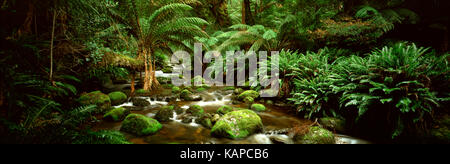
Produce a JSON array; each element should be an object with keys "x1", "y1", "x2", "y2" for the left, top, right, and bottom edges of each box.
[{"x1": 0, "y1": 0, "x2": 448, "y2": 143}]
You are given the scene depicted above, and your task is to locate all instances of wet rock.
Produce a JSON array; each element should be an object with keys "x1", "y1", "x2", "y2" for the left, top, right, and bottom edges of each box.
[
  {"x1": 251, "y1": 104, "x2": 266, "y2": 112},
  {"x1": 180, "y1": 89, "x2": 194, "y2": 101},
  {"x1": 270, "y1": 135, "x2": 293, "y2": 144},
  {"x1": 319, "y1": 117, "x2": 346, "y2": 133},
  {"x1": 131, "y1": 98, "x2": 150, "y2": 107},
  {"x1": 197, "y1": 114, "x2": 213, "y2": 129},
  {"x1": 77, "y1": 91, "x2": 111, "y2": 113},
  {"x1": 108, "y1": 91, "x2": 128, "y2": 106},
  {"x1": 175, "y1": 106, "x2": 185, "y2": 115},
  {"x1": 232, "y1": 100, "x2": 241, "y2": 105},
  {"x1": 172, "y1": 86, "x2": 181, "y2": 93},
  {"x1": 266, "y1": 100, "x2": 274, "y2": 105},
  {"x1": 187, "y1": 105, "x2": 204, "y2": 117},
  {"x1": 120, "y1": 114, "x2": 162, "y2": 136},
  {"x1": 295, "y1": 126, "x2": 335, "y2": 144},
  {"x1": 211, "y1": 114, "x2": 221, "y2": 123},
  {"x1": 103, "y1": 107, "x2": 130, "y2": 122},
  {"x1": 233, "y1": 88, "x2": 244, "y2": 95},
  {"x1": 181, "y1": 115, "x2": 195, "y2": 124},
  {"x1": 155, "y1": 106, "x2": 175, "y2": 122},
  {"x1": 211, "y1": 110, "x2": 264, "y2": 139},
  {"x1": 216, "y1": 105, "x2": 234, "y2": 115},
  {"x1": 274, "y1": 102, "x2": 289, "y2": 107},
  {"x1": 238, "y1": 90, "x2": 260, "y2": 101}
]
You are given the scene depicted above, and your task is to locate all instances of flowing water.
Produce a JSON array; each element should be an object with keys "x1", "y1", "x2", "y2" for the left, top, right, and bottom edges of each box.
[{"x1": 93, "y1": 72, "x2": 370, "y2": 144}]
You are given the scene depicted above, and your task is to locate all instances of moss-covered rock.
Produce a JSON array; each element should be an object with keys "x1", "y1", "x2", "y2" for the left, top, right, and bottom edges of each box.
[
  {"x1": 224, "y1": 86, "x2": 235, "y2": 91},
  {"x1": 297, "y1": 126, "x2": 335, "y2": 144},
  {"x1": 120, "y1": 114, "x2": 162, "y2": 136},
  {"x1": 136, "y1": 89, "x2": 150, "y2": 95},
  {"x1": 77, "y1": 91, "x2": 111, "y2": 113},
  {"x1": 211, "y1": 109, "x2": 263, "y2": 139},
  {"x1": 216, "y1": 105, "x2": 234, "y2": 115},
  {"x1": 243, "y1": 97, "x2": 254, "y2": 104},
  {"x1": 266, "y1": 100, "x2": 274, "y2": 105},
  {"x1": 180, "y1": 89, "x2": 194, "y2": 101},
  {"x1": 196, "y1": 87, "x2": 207, "y2": 92},
  {"x1": 172, "y1": 86, "x2": 181, "y2": 93},
  {"x1": 319, "y1": 117, "x2": 346, "y2": 133},
  {"x1": 155, "y1": 106, "x2": 175, "y2": 122},
  {"x1": 233, "y1": 88, "x2": 244, "y2": 95},
  {"x1": 251, "y1": 104, "x2": 266, "y2": 112},
  {"x1": 238, "y1": 90, "x2": 260, "y2": 101},
  {"x1": 191, "y1": 75, "x2": 206, "y2": 85},
  {"x1": 103, "y1": 107, "x2": 130, "y2": 122},
  {"x1": 131, "y1": 98, "x2": 150, "y2": 107},
  {"x1": 108, "y1": 91, "x2": 127, "y2": 106},
  {"x1": 187, "y1": 105, "x2": 204, "y2": 117}
]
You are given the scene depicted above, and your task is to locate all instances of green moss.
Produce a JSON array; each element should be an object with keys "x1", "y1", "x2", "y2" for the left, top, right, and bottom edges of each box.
[
  {"x1": 224, "y1": 86, "x2": 235, "y2": 91},
  {"x1": 73, "y1": 130, "x2": 132, "y2": 144},
  {"x1": 180, "y1": 89, "x2": 193, "y2": 101},
  {"x1": 216, "y1": 105, "x2": 234, "y2": 115},
  {"x1": 120, "y1": 114, "x2": 162, "y2": 136},
  {"x1": 187, "y1": 105, "x2": 204, "y2": 117},
  {"x1": 155, "y1": 106, "x2": 175, "y2": 122},
  {"x1": 191, "y1": 75, "x2": 205, "y2": 85},
  {"x1": 266, "y1": 100, "x2": 274, "y2": 105},
  {"x1": 196, "y1": 87, "x2": 207, "y2": 92},
  {"x1": 299, "y1": 126, "x2": 335, "y2": 144},
  {"x1": 104, "y1": 107, "x2": 130, "y2": 122},
  {"x1": 136, "y1": 89, "x2": 150, "y2": 95},
  {"x1": 77, "y1": 91, "x2": 111, "y2": 113},
  {"x1": 319, "y1": 117, "x2": 346, "y2": 133},
  {"x1": 238, "y1": 90, "x2": 260, "y2": 100},
  {"x1": 234, "y1": 88, "x2": 244, "y2": 95},
  {"x1": 251, "y1": 104, "x2": 266, "y2": 112},
  {"x1": 244, "y1": 97, "x2": 254, "y2": 104},
  {"x1": 211, "y1": 110, "x2": 263, "y2": 139},
  {"x1": 172, "y1": 86, "x2": 181, "y2": 93},
  {"x1": 108, "y1": 91, "x2": 127, "y2": 106}
]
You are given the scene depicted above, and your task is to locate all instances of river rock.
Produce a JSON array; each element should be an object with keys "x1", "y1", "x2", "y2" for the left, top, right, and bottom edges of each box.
[
  {"x1": 103, "y1": 107, "x2": 130, "y2": 122},
  {"x1": 296, "y1": 126, "x2": 335, "y2": 144},
  {"x1": 77, "y1": 91, "x2": 111, "y2": 113},
  {"x1": 238, "y1": 90, "x2": 260, "y2": 101},
  {"x1": 251, "y1": 104, "x2": 266, "y2": 112},
  {"x1": 216, "y1": 105, "x2": 234, "y2": 115},
  {"x1": 120, "y1": 114, "x2": 162, "y2": 136},
  {"x1": 211, "y1": 109, "x2": 263, "y2": 139},
  {"x1": 270, "y1": 135, "x2": 294, "y2": 144},
  {"x1": 155, "y1": 106, "x2": 175, "y2": 122},
  {"x1": 131, "y1": 98, "x2": 150, "y2": 107},
  {"x1": 108, "y1": 91, "x2": 127, "y2": 106},
  {"x1": 187, "y1": 105, "x2": 204, "y2": 117}
]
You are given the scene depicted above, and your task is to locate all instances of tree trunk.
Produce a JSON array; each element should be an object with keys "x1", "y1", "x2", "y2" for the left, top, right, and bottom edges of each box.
[
  {"x1": 130, "y1": 72, "x2": 136, "y2": 96},
  {"x1": 242, "y1": 0, "x2": 253, "y2": 25},
  {"x1": 143, "y1": 48, "x2": 152, "y2": 90},
  {"x1": 49, "y1": 9, "x2": 57, "y2": 82}
]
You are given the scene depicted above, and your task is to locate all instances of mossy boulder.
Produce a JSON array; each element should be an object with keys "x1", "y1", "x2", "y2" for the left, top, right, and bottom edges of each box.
[
  {"x1": 319, "y1": 117, "x2": 346, "y2": 133},
  {"x1": 191, "y1": 75, "x2": 206, "y2": 85},
  {"x1": 238, "y1": 90, "x2": 260, "y2": 101},
  {"x1": 103, "y1": 107, "x2": 130, "y2": 122},
  {"x1": 224, "y1": 86, "x2": 235, "y2": 91},
  {"x1": 172, "y1": 86, "x2": 181, "y2": 93},
  {"x1": 108, "y1": 91, "x2": 127, "y2": 106},
  {"x1": 297, "y1": 126, "x2": 335, "y2": 144},
  {"x1": 180, "y1": 89, "x2": 194, "y2": 101},
  {"x1": 216, "y1": 105, "x2": 234, "y2": 115},
  {"x1": 266, "y1": 100, "x2": 274, "y2": 105},
  {"x1": 120, "y1": 114, "x2": 162, "y2": 136},
  {"x1": 155, "y1": 106, "x2": 175, "y2": 122},
  {"x1": 251, "y1": 104, "x2": 266, "y2": 112},
  {"x1": 196, "y1": 87, "x2": 207, "y2": 92},
  {"x1": 243, "y1": 97, "x2": 254, "y2": 104},
  {"x1": 233, "y1": 88, "x2": 244, "y2": 95},
  {"x1": 187, "y1": 105, "x2": 204, "y2": 117},
  {"x1": 136, "y1": 89, "x2": 150, "y2": 95},
  {"x1": 131, "y1": 98, "x2": 150, "y2": 107},
  {"x1": 77, "y1": 91, "x2": 111, "y2": 113},
  {"x1": 211, "y1": 109, "x2": 263, "y2": 139}
]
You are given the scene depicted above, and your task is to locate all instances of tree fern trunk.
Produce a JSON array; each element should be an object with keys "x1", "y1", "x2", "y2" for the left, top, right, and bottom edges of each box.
[{"x1": 130, "y1": 72, "x2": 136, "y2": 96}]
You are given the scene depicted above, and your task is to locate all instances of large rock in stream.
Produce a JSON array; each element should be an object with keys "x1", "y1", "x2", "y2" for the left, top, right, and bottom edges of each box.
[
  {"x1": 120, "y1": 114, "x2": 162, "y2": 136},
  {"x1": 155, "y1": 106, "x2": 175, "y2": 122},
  {"x1": 295, "y1": 126, "x2": 335, "y2": 144},
  {"x1": 211, "y1": 109, "x2": 263, "y2": 139},
  {"x1": 77, "y1": 91, "x2": 111, "y2": 113},
  {"x1": 108, "y1": 91, "x2": 127, "y2": 106},
  {"x1": 103, "y1": 107, "x2": 130, "y2": 122}
]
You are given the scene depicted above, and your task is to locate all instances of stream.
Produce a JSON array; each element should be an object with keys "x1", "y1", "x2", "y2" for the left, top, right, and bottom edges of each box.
[{"x1": 93, "y1": 71, "x2": 371, "y2": 144}]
